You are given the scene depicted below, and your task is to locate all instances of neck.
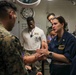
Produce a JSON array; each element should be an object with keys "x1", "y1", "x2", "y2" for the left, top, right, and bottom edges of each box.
[
  {"x1": 28, "y1": 27, "x2": 35, "y2": 32},
  {"x1": 28, "y1": 28, "x2": 32, "y2": 32},
  {"x1": 57, "y1": 29, "x2": 64, "y2": 41}
]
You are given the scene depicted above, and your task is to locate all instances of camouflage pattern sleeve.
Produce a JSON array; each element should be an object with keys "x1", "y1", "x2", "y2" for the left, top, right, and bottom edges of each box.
[{"x1": 0, "y1": 34, "x2": 29, "y2": 75}]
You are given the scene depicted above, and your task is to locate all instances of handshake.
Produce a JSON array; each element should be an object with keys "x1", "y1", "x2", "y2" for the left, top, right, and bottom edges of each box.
[
  {"x1": 34, "y1": 41, "x2": 52, "y2": 60},
  {"x1": 35, "y1": 49, "x2": 51, "y2": 61}
]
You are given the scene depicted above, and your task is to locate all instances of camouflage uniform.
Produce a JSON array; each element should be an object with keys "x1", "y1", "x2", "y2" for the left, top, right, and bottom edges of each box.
[
  {"x1": 25, "y1": 50, "x2": 42, "y2": 73},
  {"x1": 0, "y1": 24, "x2": 29, "y2": 75}
]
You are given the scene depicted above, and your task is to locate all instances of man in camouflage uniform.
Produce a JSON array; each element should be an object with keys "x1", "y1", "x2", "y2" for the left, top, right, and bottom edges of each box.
[{"x1": 0, "y1": 1, "x2": 44, "y2": 75}]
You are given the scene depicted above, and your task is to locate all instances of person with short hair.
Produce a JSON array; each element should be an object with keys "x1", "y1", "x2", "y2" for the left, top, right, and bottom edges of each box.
[
  {"x1": 46, "y1": 13, "x2": 56, "y2": 44},
  {"x1": 20, "y1": 16, "x2": 48, "y2": 75},
  {"x1": 0, "y1": 1, "x2": 44, "y2": 75},
  {"x1": 47, "y1": 13, "x2": 55, "y2": 23}
]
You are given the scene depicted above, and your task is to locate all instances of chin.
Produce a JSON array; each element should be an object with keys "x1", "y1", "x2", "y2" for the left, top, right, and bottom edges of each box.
[
  {"x1": 7, "y1": 28, "x2": 13, "y2": 31},
  {"x1": 8, "y1": 29, "x2": 12, "y2": 31}
]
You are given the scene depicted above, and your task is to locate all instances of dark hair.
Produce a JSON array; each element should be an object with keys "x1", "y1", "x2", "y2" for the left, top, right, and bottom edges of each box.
[
  {"x1": 0, "y1": 1, "x2": 17, "y2": 19},
  {"x1": 26, "y1": 16, "x2": 34, "y2": 23},
  {"x1": 53, "y1": 16, "x2": 68, "y2": 30},
  {"x1": 47, "y1": 13, "x2": 55, "y2": 19}
]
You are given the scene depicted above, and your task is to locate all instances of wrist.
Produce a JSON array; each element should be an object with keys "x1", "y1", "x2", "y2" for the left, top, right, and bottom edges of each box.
[
  {"x1": 34, "y1": 53, "x2": 39, "y2": 60},
  {"x1": 47, "y1": 52, "x2": 53, "y2": 58}
]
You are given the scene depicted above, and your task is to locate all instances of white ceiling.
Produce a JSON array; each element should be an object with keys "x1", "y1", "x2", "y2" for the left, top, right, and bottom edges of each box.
[{"x1": 40, "y1": 0, "x2": 76, "y2": 6}]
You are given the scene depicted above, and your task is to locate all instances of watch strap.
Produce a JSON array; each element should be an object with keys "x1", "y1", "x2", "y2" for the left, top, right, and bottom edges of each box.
[{"x1": 47, "y1": 52, "x2": 53, "y2": 59}]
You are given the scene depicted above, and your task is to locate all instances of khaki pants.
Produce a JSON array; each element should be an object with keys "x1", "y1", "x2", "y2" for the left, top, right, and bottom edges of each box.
[{"x1": 24, "y1": 50, "x2": 42, "y2": 73}]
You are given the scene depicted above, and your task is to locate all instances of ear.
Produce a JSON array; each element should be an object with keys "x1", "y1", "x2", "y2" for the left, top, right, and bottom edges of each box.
[
  {"x1": 62, "y1": 23, "x2": 64, "y2": 28},
  {"x1": 9, "y1": 11, "x2": 13, "y2": 19}
]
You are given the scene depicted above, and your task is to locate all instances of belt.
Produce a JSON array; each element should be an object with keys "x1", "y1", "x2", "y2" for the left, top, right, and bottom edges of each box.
[{"x1": 25, "y1": 50, "x2": 36, "y2": 52}]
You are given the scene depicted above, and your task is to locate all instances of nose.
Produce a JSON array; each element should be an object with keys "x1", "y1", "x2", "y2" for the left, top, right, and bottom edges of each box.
[{"x1": 52, "y1": 24, "x2": 55, "y2": 30}]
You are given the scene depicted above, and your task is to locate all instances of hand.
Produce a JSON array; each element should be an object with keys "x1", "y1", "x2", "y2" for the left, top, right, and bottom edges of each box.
[
  {"x1": 36, "y1": 49, "x2": 49, "y2": 56},
  {"x1": 25, "y1": 65, "x2": 32, "y2": 70},
  {"x1": 35, "y1": 53, "x2": 46, "y2": 60},
  {"x1": 38, "y1": 53, "x2": 47, "y2": 60},
  {"x1": 36, "y1": 72, "x2": 42, "y2": 75}
]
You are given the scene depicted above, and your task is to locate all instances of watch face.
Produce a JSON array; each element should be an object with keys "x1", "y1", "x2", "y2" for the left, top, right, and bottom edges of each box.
[{"x1": 20, "y1": 8, "x2": 34, "y2": 19}]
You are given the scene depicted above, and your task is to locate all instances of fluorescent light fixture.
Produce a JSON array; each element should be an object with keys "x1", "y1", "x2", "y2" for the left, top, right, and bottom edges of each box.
[{"x1": 16, "y1": 0, "x2": 41, "y2": 8}]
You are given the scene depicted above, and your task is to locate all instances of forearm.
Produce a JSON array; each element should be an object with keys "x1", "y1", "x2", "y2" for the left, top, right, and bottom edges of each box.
[
  {"x1": 36, "y1": 49, "x2": 70, "y2": 63},
  {"x1": 49, "y1": 52, "x2": 70, "y2": 63},
  {"x1": 41, "y1": 41, "x2": 48, "y2": 49},
  {"x1": 23, "y1": 53, "x2": 38, "y2": 64}
]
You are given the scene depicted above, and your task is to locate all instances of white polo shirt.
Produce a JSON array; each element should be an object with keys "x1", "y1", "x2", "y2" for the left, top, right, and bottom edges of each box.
[{"x1": 21, "y1": 26, "x2": 46, "y2": 51}]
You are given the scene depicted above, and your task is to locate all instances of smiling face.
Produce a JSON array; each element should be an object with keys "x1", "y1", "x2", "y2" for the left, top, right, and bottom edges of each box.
[{"x1": 52, "y1": 19, "x2": 64, "y2": 34}]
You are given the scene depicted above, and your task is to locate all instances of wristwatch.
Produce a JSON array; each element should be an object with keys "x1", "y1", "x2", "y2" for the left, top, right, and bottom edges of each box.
[
  {"x1": 20, "y1": 8, "x2": 34, "y2": 19},
  {"x1": 47, "y1": 52, "x2": 53, "y2": 59}
]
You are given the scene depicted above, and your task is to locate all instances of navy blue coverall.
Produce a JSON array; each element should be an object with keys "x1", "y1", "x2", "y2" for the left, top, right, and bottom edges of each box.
[{"x1": 48, "y1": 31, "x2": 76, "y2": 75}]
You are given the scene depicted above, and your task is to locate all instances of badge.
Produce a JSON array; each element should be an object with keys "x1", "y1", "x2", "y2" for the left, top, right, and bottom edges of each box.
[
  {"x1": 34, "y1": 33, "x2": 39, "y2": 35},
  {"x1": 58, "y1": 45, "x2": 65, "y2": 50}
]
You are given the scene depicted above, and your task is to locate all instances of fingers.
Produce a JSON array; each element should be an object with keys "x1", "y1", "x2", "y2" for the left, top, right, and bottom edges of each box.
[
  {"x1": 36, "y1": 49, "x2": 48, "y2": 55},
  {"x1": 36, "y1": 72, "x2": 42, "y2": 75},
  {"x1": 25, "y1": 65, "x2": 32, "y2": 70}
]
